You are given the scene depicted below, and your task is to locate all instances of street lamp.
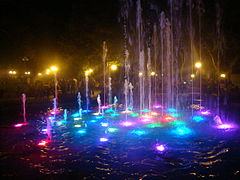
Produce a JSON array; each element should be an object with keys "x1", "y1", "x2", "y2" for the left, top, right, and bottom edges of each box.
[
  {"x1": 220, "y1": 73, "x2": 226, "y2": 78},
  {"x1": 110, "y1": 64, "x2": 117, "y2": 71},
  {"x1": 190, "y1": 74, "x2": 195, "y2": 78},
  {"x1": 150, "y1": 71, "x2": 156, "y2": 76},
  {"x1": 38, "y1": 73, "x2": 42, "y2": 76},
  {"x1": 195, "y1": 62, "x2": 202, "y2": 69}
]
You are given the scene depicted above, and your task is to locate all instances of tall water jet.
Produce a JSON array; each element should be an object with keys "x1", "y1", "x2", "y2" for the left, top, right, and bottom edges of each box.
[
  {"x1": 85, "y1": 71, "x2": 90, "y2": 112},
  {"x1": 147, "y1": 48, "x2": 152, "y2": 109},
  {"x1": 97, "y1": 94, "x2": 101, "y2": 114},
  {"x1": 108, "y1": 77, "x2": 112, "y2": 106},
  {"x1": 53, "y1": 98, "x2": 57, "y2": 119},
  {"x1": 129, "y1": 82, "x2": 134, "y2": 110},
  {"x1": 114, "y1": 96, "x2": 118, "y2": 112},
  {"x1": 22, "y1": 93, "x2": 27, "y2": 123},
  {"x1": 64, "y1": 109, "x2": 67, "y2": 121},
  {"x1": 102, "y1": 41, "x2": 108, "y2": 106},
  {"x1": 124, "y1": 79, "x2": 129, "y2": 111},
  {"x1": 77, "y1": 92, "x2": 82, "y2": 117}
]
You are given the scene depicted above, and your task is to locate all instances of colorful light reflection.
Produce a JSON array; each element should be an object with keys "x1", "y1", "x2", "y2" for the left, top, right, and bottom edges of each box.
[
  {"x1": 131, "y1": 130, "x2": 147, "y2": 136},
  {"x1": 100, "y1": 137, "x2": 109, "y2": 142},
  {"x1": 107, "y1": 127, "x2": 118, "y2": 133},
  {"x1": 155, "y1": 144, "x2": 166, "y2": 152},
  {"x1": 172, "y1": 127, "x2": 192, "y2": 136},
  {"x1": 121, "y1": 121, "x2": 134, "y2": 127},
  {"x1": 38, "y1": 140, "x2": 49, "y2": 146},
  {"x1": 192, "y1": 116, "x2": 204, "y2": 122},
  {"x1": 216, "y1": 123, "x2": 235, "y2": 130},
  {"x1": 14, "y1": 123, "x2": 27, "y2": 127}
]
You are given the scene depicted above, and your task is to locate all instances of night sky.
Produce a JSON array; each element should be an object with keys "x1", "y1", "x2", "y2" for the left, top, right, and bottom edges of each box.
[{"x1": 0, "y1": 0, "x2": 239, "y2": 74}]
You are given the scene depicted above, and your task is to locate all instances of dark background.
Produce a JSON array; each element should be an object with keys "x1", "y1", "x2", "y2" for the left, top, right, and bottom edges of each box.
[{"x1": 0, "y1": 0, "x2": 239, "y2": 75}]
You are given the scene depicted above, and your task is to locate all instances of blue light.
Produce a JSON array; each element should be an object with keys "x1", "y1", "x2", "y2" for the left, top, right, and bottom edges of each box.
[
  {"x1": 56, "y1": 120, "x2": 66, "y2": 126},
  {"x1": 82, "y1": 110, "x2": 91, "y2": 113},
  {"x1": 141, "y1": 109, "x2": 151, "y2": 112},
  {"x1": 101, "y1": 122, "x2": 109, "y2": 127},
  {"x1": 105, "y1": 109, "x2": 115, "y2": 113},
  {"x1": 90, "y1": 120, "x2": 97, "y2": 123},
  {"x1": 78, "y1": 129, "x2": 87, "y2": 134},
  {"x1": 96, "y1": 116, "x2": 104, "y2": 119},
  {"x1": 167, "y1": 108, "x2": 177, "y2": 112},
  {"x1": 172, "y1": 127, "x2": 192, "y2": 136},
  {"x1": 192, "y1": 115, "x2": 204, "y2": 122},
  {"x1": 71, "y1": 113, "x2": 80, "y2": 118}
]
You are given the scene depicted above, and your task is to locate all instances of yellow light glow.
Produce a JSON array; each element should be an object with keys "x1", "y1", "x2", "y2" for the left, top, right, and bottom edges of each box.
[
  {"x1": 9, "y1": 71, "x2": 13, "y2": 74},
  {"x1": 88, "y1": 69, "x2": 93, "y2": 73},
  {"x1": 85, "y1": 69, "x2": 93, "y2": 76},
  {"x1": 9, "y1": 70, "x2": 16, "y2": 74},
  {"x1": 150, "y1": 72, "x2": 156, "y2": 76},
  {"x1": 38, "y1": 73, "x2": 42, "y2": 76},
  {"x1": 50, "y1": 66, "x2": 58, "y2": 72},
  {"x1": 139, "y1": 72, "x2": 143, "y2": 76},
  {"x1": 110, "y1": 64, "x2": 117, "y2": 71},
  {"x1": 12, "y1": 71, "x2": 16, "y2": 74},
  {"x1": 195, "y1": 62, "x2": 202, "y2": 68},
  {"x1": 24, "y1": 71, "x2": 30, "y2": 75},
  {"x1": 220, "y1": 73, "x2": 226, "y2": 78},
  {"x1": 190, "y1": 74, "x2": 195, "y2": 78},
  {"x1": 46, "y1": 69, "x2": 50, "y2": 75}
]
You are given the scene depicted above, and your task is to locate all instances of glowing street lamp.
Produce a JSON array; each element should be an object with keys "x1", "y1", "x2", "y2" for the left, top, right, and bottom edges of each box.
[
  {"x1": 38, "y1": 73, "x2": 42, "y2": 76},
  {"x1": 150, "y1": 71, "x2": 156, "y2": 76},
  {"x1": 9, "y1": 70, "x2": 16, "y2": 75},
  {"x1": 24, "y1": 71, "x2": 30, "y2": 75},
  {"x1": 110, "y1": 64, "x2": 117, "y2": 71},
  {"x1": 50, "y1": 66, "x2": 58, "y2": 72},
  {"x1": 190, "y1": 74, "x2": 195, "y2": 78},
  {"x1": 220, "y1": 73, "x2": 226, "y2": 78},
  {"x1": 139, "y1": 72, "x2": 143, "y2": 77},
  {"x1": 195, "y1": 62, "x2": 202, "y2": 69},
  {"x1": 46, "y1": 69, "x2": 50, "y2": 75}
]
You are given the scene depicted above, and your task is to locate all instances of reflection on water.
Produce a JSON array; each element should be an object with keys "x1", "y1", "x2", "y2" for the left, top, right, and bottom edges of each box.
[{"x1": 1, "y1": 113, "x2": 240, "y2": 179}]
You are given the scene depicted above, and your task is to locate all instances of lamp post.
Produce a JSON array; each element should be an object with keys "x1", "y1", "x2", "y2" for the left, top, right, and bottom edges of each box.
[{"x1": 195, "y1": 62, "x2": 202, "y2": 110}]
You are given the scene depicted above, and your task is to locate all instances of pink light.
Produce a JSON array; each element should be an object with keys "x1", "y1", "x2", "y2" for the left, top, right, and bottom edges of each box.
[
  {"x1": 101, "y1": 105, "x2": 110, "y2": 109},
  {"x1": 150, "y1": 112, "x2": 159, "y2": 116},
  {"x1": 14, "y1": 123, "x2": 27, "y2": 127},
  {"x1": 121, "y1": 121, "x2": 134, "y2": 127},
  {"x1": 153, "y1": 104, "x2": 163, "y2": 109},
  {"x1": 156, "y1": 144, "x2": 165, "y2": 152},
  {"x1": 141, "y1": 119, "x2": 152, "y2": 123},
  {"x1": 38, "y1": 140, "x2": 48, "y2": 146}
]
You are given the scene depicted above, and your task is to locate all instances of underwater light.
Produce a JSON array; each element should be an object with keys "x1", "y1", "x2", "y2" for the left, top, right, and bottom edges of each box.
[
  {"x1": 100, "y1": 138, "x2": 109, "y2": 142},
  {"x1": 105, "y1": 109, "x2": 115, "y2": 113},
  {"x1": 169, "y1": 120, "x2": 186, "y2": 127},
  {"x1": 153, "y1": 104, "x2": 163, "y2": 109},
  {"x1": 74, "y1": 117, "x2": 82, "y2": 120},
  {"x1": 96, "y1": 116, "x2": 104, "y2": 119},
  {"x1": 38, "y1": 140, "x2": 48, "y2": 146},
  {"x1": 110, "y1": 113, "x2": 120, "y2": 117},
  {"x1": 101, "y1": 122, "x2": 109, "y2": 127},
  {"x1": 14, "y1": 123, "x2": 27, "y2": 127},
  {"x1": 121, "y1": 121, "x2": 134, "y2": 127},
  {"x1": 200, "y1": 110, "x2": 211, "y2": 115},
  {"x1": 192, "y1": 116, "x2": 204, "y2": 122},
  {"x1": 155, "y1": 144, "x2": 165, "y2": 152},
  {"x1": 167, "y1": 108, "x2": 177, "y2": 112},
  {"x1": 41, "y1": 128, "x2": 47, "y2": 132},
  {"x1": 169, "y1": 113, "x2": 180, "y2": 118},
  {"x1": 216, "y1": 123, "x2": 235, "y2": 130},
  {"x1": 131, "y1": 130, "x2": 147, "y2": 136},
  {"x1": 161, "y1": 115, "x2": 175, "y2": 122},
  {"x1": 74, "y1": 125, "x2": 81, "y2": 127},
  {"x1": 172, "y1": 127, "x2": 192, "y2": 136},
  {"x1": 72, "y1": 113, "x2": 80, "y2": 118},
  {"x1": 141, "y1": 118, "x2": 152, "y2": 123},
  {"x1": 130, "y1": 112, "x2": 139, "y2": 117},
  {"x1": 101, "y1": 105, "x2": 110, "y2": 109},
  {"x1": 146, "y1": 123, "x2": 163, "y2": 128},
  {"x1": 141, "y1": 109, "x2": 151, "y2": 112},
  {"x1": 121, "y1": 110, "x2": 132, "y2": 114},
  {"x1": 90, "y1": 120, "x2": 98, "y2": 123},
  {"x1": 78, "y1": 129, "x2": 87, "y2": 134},
  {"x1": 107, "y1": 128, "x2": 118, "y2": 133}
]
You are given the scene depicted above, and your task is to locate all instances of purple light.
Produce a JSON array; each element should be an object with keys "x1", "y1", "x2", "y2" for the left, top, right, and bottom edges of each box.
[
  {"x1": 155, "y1": 144, "x2": 165, "y2": 152},
  {"x1": 101, "y1": 105, "x2": 110, "y2": 109},
  {"x1": 216, "y1": 123, "x2": 235, "y2": 130},
  {"x1": 153, "y1": 104, "x2": 163, "y2": 109},
  {"x1": 121, "y1": 121, "x2": 134, "y2": 127},
  {"x1": 100, "y1": 137, "x2": 109, "y2": 142},
  {"x1": 200, "y1": 110, "x2": 211, "y2": 115}
]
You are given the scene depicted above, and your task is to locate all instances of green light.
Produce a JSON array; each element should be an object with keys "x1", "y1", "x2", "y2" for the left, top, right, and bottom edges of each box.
[
  {"x1": 130, "y1": 113, "x2": 139, "y2": 117},
  {"x1": 169, "y1": 113, "x2": 181, "y2": 118},
  {"x1": 110, "y1": 113, "x2": 120, "y2": 117},
  {"x1": 107, "y1": 127, "x2": 118, "y2": 133},
  {"x1": 146, "y1": 123, "x2": 163, "y2": 128},
  {"x1": 169, "y1": 120, "x2": 186, "y2": 127}
]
